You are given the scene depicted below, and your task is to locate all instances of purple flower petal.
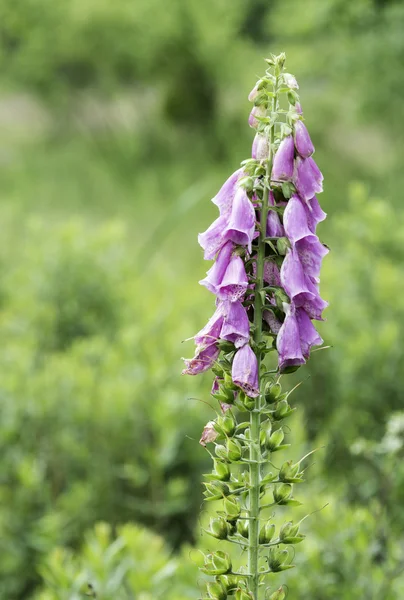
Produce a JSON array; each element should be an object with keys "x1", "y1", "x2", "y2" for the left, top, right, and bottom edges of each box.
[
  {"x1": 220, "y1": 300, "x2": 250, "y2": 349},
  {"x1": 249, "y1": 105, "x2": 266, "y2": 129},
  {"x1": 294, "y1": 120, "x2": 315, "y2": 158},
  {"x1": 305, "y1": 195, "x2": 327, "y2": 232},
  {"x1": 232, "y1": 344, "x2": 259, "y2": 398},
  {"x1": 276, "y1": 303, "x2": 305, "y2": 372},
  {"x1": 263, "y1": 309, "x2": 282, "y2": 334},
  {"x1": 295, "y1": 237, "x2": 328, "y2": 280},
  {"x1": 293, "y1": 156, "x2": 323, "y2": 202},
  {"x1": 252, "y1": 134, "x2": 269, "y2": 160},
  {"x1": 199, "y1": 241, "x2": 234, "y2": 294},
  {"x1": 182, "y1": 343, "x2": 220, "y2": 375},
  {"x1": 296, "y1": 307, "x2": 323, "y2": 358},
  {"x1": 272, "y1": 136, "x2": 295, "y2": 182},
  {"x1": 216, "y1": 255, "x2": 248, "y2": 301},
  {"x1": 194, "y1": 305, "x2": 225, "y2": 347},
  {"x1": 263, "y1": 261, "x2": 281, "y2": 286},
  {"x1": 284, "y1": 73, "x2": 299, "y2": 89},
  {"x1": 295, "y1": 102, "x2": 303, "y2": 115},
  {"x1": 200, "y1": 421, "x2": 218, "y2": 446},
  {"x1": 198, "y1": 215, "x2": 229, "y2": 260},
  {"x1": 223, "y1": 188, "x2": 256, "y2": 252},
  {"x1": 248, "y1": 84, "x2": 259, "y2": 102},
  {"x1": 212, "y1": 169, "x2": 243, "y2": 218}
]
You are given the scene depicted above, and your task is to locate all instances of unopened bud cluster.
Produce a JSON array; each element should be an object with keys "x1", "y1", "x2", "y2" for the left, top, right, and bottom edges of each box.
[
  {"x1": 199, "y1": 376, "x2": 305, "y2": 598},
  {"x1": 183, "y1": 53, "x2": 328, "y2": 599}
]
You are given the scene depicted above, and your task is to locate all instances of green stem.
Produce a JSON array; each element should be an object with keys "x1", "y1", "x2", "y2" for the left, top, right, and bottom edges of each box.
[{"x1": 248, "y1": 76, "x2": 278, "y2": 600}]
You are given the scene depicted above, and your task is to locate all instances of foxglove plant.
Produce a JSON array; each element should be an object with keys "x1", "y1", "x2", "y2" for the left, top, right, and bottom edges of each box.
[{"x1": 183, "y1": 53, "x2": 328, "y2": 600}]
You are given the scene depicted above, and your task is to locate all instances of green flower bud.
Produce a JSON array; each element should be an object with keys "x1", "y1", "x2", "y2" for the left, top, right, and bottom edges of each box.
[
  {"x1": 273, "y1": 483, "x2": 292, "y2": 504},
  {"x1": 224, "y1": 496, "x2": 241, "y2": 521},
  {"x1": 241, "y1": 394, "x2": 255, "y2": 410},
  {"x1": 279, "y1": 460, "x2": 302, "y2": 483},
  {"x1": 217, "y1": 414, "x2": 236, "y2": 437},
  {"x1": 279, "y1": 520, "x2": 305, "y2": 544},
  {"x1": 259, "y1": 521, "x2": 275, "y2": 544},
  {"x1": 213, "y1": 460, "x2": 231, "y2": 481},
  {"x1": 273, "y1": 399, "x2": 295, "y2": 421},
  {"x1": 235, "y1": 589, "x2": 253, "y2": 600},
  {"x1": 207, "y1": 581, "x2": 227, "y2": 600},
  {"x1": 267, "y1": 547, "x2": 289, "y2": 572},
  {"x1": 203, "y1": 480, "x2": 230, "y2": 500},
  {"x1": 202, "y1": 551, "x2": 232, "y2": 576},
  {"x1": 215, "y1": 445, "x2": 228, "y2": 461},
  {"x1": 226, "y1": 438, "x2": 242, "y2": 462},
  {"x1": 268, "y1": 586, "x2": 286, "y2": 600},
  {"x1": 236, "y1": 519, "x2": 249, "y2": 539},
  {"x1": 224, "y1": 372, "x2": 238, "y2": 390},
  {"x1": 279, "y1": 521, "x2": 299, "y2": 540},
  {"x1": 207, "y1": 517, "x2": 229, "y2": 540},
  {"x1": 276, "y1": 237, "x2": 290, "y2": 256},
  {"x1": 218, "y1": 574, "x2": 241, "y2": 593},
  {"x1": 266, "y1": 428, "x2": 285, "y2": 452},
  {"x1": 265, "y1": 382, "x2": 282, "y2": 402}
]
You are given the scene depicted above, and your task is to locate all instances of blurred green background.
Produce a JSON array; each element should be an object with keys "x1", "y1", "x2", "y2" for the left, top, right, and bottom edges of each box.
[{"x1": 1, "y1": 0, "x2": 404, "y2": 598}]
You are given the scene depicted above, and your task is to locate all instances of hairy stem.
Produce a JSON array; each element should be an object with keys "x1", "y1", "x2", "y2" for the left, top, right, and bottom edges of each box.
[{"x1": 249, "y1": 76, "x2": 278, "y2": 599}]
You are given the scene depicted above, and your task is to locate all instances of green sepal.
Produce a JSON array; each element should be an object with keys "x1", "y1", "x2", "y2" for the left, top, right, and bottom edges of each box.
[
  {"x1": 281, "y1": 535, "x2": 306, "y2": 544},
  {"x1": 201, "y1": 551, "x2": 232, "y2": 576},
  {"x1": 267, "y1": 586, "x2": 286, "y2": 600},
  {"x1": 206, "y1": 581, "x2": 227, "y2": 600}
]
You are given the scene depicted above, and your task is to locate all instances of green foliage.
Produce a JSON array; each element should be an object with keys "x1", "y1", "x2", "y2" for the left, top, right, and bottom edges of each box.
[
  {"x1": 34, "y1": 522, "x2": 197, "y2": 600},
  {"x1": 0, "y1": 217, "x2": 212, "y2": 599}
]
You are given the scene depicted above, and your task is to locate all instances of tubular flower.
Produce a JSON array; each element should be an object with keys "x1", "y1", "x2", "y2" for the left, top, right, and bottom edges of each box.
[
  {"x1": 232, "y1": 344, "x2": 259, "y2": 398},
  {"x1": 272, "y1": 135, "x2": 295, "y2": 181}
]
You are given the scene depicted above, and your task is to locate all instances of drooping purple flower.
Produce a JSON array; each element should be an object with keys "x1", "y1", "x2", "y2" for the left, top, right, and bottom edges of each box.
[
  {"x1": 194, "y1": 305, "x2": 225, "y2": 347},
  {"x1": 263, "y1": 309, "x2": 282, "y2": 334},
  {"x1": 283, "y1": 195, "x2": 316, "y2": 244},
  {"x1": 231, "y1": 344, "x2": 259, "y2": 398},
  {"x1": 276, "y1": 303, "x2": 305, "y2": 372},
  {"x1": 223, "y1": 188, "x2": 256, "y2": 252},
  {"x1": 252, "y1": 134, "x2": 269, "y2": 160},
  {"x1": 198, "y1": 215, "x2": 228, "y2": 260},
  {"x1": 182, "y1": 343, "x2": 220, "y2": 376},
  {"x1": 295, "y1": 237, "x2": 329, "y2": 281},
  {"x1": 295, "y1": 102, "x2": 303, "y2": 115},
  {"x1": 277, "y1": 302, "x2": 324, "y2": 372},
  {"x1": 211, "y1": 169, "x2": 243, "y2": 218},
  {"x1": 295, "y1": 307, "x2": 323, "y2": 358},
  {"x1": 266, "y1": 192, "x2": 285, "y2": 237},
  {"x1": 283, "y1": 73, "x2": 299, "y2": 89},
  {"x1": 199, "y1": 241, "x2": 234, "y2": 294},
  {"x1": 200, "y1": 421, "x2": 219, "y2": 446},
  {"x1": 263, "y1": 260, "x2": 281, "y2": 286},
  {"x1": 294, "y1": 120, "x2": 315, "y2": 158},
  {"x1": 280, "y1": 247, "x2": 328, "y2": 320},
  {"x1": 293, "y1": 156, "x2": 323, "y2": 202},
  {"x1": 249, "y1": 105, "x2": 266, "y2": 129},
  {"x1": 248, "y1": 84, "x2": 259, "y2": 102},
  {"x1": 216, "y1": 255, "x2": 248, "y2": 301},
  {"x1": 272, "y1": 136, "x2": 295, "y2": 182},
  {"x1": 220, "y1": 301, "x2": 250, "y2": 348},
  {"x1": 211, "y1": 376, "x2": 221, "y2": 396}
]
